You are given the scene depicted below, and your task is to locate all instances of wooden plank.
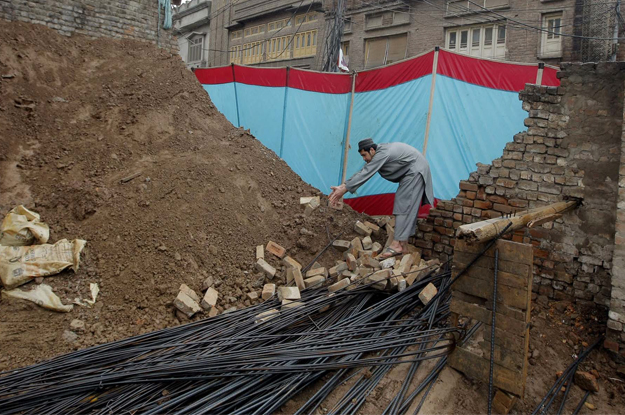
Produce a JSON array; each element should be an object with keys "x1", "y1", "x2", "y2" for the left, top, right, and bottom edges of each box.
[
  {"x1": 454, "y1": 239, "x2": 533, "y2": 265},
  {"x1": 452, "y1": 291, "x2": 527, "y2": 322},
  {"x1": 453, "y1": 252, "x2": 530, "y2": 278},
  {"x1": 452, "y1": 265, "x2": 530, "y2": 290},
  {"x1": 479, "y1": 341, "x2": 526, "y2": 372},
  {"x1": 484, "y1": 325, "x2": 528, "y2": 350},
  {"x1": 450, "y1": 298, "x2": 528, "y2": 334},
  {"x1": 453, "y1": 277, "x2": 529, "y2": 310},
  {"x1": 449, "y1": 347, "x2": 525, "y2": 396}
]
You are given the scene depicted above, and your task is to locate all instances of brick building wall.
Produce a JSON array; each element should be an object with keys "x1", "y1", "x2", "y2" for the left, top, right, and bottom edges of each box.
[
  {"x1": 413, "y1": 62, "x2": 625, "y2": 352},
  {"x1": 0, "y1": 0, "x2": 178, "y2": 52},
  {"x1": 608, "y1": 79, "x2": 625, "y2": 357},
  {"x1": 338, "y1": 0, "x2": 620, "y2": 72}
]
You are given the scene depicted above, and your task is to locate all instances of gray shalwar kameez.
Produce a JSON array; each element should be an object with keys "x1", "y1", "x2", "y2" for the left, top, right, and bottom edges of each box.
[{"x1": 345, "y1": 142, "x2": 434, "y2": 241}]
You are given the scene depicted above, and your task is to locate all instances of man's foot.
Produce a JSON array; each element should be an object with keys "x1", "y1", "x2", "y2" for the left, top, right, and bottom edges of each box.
[{"x1": 376, "y1": 246, "x2": 403, "y2": 260}]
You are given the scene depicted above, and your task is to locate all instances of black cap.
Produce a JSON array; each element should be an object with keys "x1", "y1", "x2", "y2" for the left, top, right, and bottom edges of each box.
[{"x1": 358, "y1": 138, "x2": 375, "y2": 152}]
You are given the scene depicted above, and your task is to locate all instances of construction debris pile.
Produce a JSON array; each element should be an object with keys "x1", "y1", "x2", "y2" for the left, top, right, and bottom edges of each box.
[
  {"x1": 0, "y1": 262, "x2": 456, "y2": 414},
  {"x1": 170, "y1": 215, "x2": 442, "y2": 321}
]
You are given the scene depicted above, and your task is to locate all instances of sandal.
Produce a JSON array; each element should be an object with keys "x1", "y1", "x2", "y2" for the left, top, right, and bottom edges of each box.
[{"x1": 376, "y1": 247, "x2": 403, "y2": 260}]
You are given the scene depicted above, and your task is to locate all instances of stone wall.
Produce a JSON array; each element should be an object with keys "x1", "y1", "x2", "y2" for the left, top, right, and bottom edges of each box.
[
  {"x1": 413, "y1": 62, "x2": 625, "y2": 353},
  {"x1": 607, "y1": 80, "x2": 625, "y2": 357},
  {"x1": 0, "y1": 0, "x2": 178, "y2": 52}
]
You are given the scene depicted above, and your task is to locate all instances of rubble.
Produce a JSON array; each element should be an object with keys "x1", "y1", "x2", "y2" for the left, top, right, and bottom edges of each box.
[
  {"x1": 265, "y1": 241, "x2": 286, "y2": 258},
  {"x1": 179, "y1": 284, "x2": 200, "y2": 304},
  {"x1": 418, "y1": 283, "x2": 438, "y2": 304},
  {"x1": 255, "y1": 258, "x2": 276, "y2": 277},
  {"x1": 354, "y1": 221, "x2": 372, "y2": 237},
  {"x1": 262, "y1": 284, "x2": 276, "y2": 300},
  {"x1": 277, "y1": 286, "x2": 301, "y2": 302},
  {"x1": 201, "y1": 287, "x2": 219, "y2": 310},
  {"x1": 174, "y1": 291, "x2": 202, "y2": 318},
  {"x1": 332, "y1": 240, "x2": 351, "y2": 252}
]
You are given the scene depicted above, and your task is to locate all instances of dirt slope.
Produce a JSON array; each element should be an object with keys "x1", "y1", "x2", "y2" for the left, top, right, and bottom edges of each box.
[{"x1": 0, "y1": 20, "x2": 365, "y2": 370}]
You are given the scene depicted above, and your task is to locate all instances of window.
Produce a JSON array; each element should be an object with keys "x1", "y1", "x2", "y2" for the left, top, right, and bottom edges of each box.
[
  {"x1": 231, "y1": 30, "x2": 242, "y2": 41},
  {"x1": 364, "y1": 33, "x2": 407, "y2": 69},
  {"x1": 344, "y1": 17, "x2": 352, "y2": 33},
  {"x1": 446, "y1": 0, "x2": 509, "y2": 16},
  {"x1": 541, "y1": 13, "x2": 562, "y2": 57},
  {"x1": 294, "y1": 30, "x2": 317, "y2": 57},
  {"x1": 446, "y1": 23, "x2": 506, "y2": 58},
  {"x1": 295, "y1": 13, "x2": 318, "y2": 25},
  {"x1": 268, "y1": 18, "x2": 292, "y2": 32},
  {"x1": 268, "y1": 36, "x2": 291, "y2": 60},
  {"x1": 188, "y1": 36, "x2": 203, "y2": 62},
  {"x1": 229, "y1": 45, "x2": 242, "y2": 64},
  {"x1": 242, "y1": 41, "x2": 264, "y2": 64},
  {"x1": 340, "y1": 41, "x2": 350, "y2": 67},
  {"x1": 244, "y1": 24, "x2": 264, "y2": 38},
  {"x1": 365, "y1": 8, "x2": 410, "y2": 30}
]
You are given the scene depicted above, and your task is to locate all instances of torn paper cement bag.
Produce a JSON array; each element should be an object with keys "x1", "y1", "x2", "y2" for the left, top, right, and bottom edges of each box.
[
  {"x1": 2, "y1": 284, "x2": 73, "y2": 312},
  {"x1": 0, "y1": 239, "x2": 86, "y2": 289},
  {"x1": 0, "y1": 205, "x2": 50, "y2": 246}
]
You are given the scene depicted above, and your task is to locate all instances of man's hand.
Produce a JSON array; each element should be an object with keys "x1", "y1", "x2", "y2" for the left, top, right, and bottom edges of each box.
[{"x1": 329, "y1": 184, "x2": 347, "y2": 206}]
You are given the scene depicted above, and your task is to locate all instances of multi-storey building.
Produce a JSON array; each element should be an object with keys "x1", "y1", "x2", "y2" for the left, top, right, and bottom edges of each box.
[
  {"x1": 175, "y1": 0, "x2": 621, "y2": 70},
  {"x1": 173, "y1": 0, "x2": 212, "y2": 69},
  {"x1": 335, "y1": 0, "x2": 622, "y2": 71}
]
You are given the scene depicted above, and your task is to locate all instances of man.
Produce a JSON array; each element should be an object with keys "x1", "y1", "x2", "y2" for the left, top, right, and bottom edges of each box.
[{"x1": 329, "y1": 138, "x2": 433, "y2": 259}]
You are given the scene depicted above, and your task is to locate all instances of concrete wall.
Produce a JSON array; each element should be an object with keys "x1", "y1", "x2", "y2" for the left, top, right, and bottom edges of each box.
[
  {"x1": 0, "y1": 0, "x2": 178, "y2": 52},
  {"x1": 414, "y1": 62, "x2": 625, "y2": 357}
]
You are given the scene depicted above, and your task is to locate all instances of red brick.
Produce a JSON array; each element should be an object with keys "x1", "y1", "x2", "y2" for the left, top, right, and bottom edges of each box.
[
  {"x1": 418, "y1": 223, "x2": 434, "y2": 232},
  {"x1": 472, "y1": 208, "x2": 482, "y2": 217},
  {"x1": 453, "y1": 213, "x2": 462, "y2": 221},
  {"x1": 488, "y1": 195, "x2": 508, "y2": 204},
  {"x1": 431, "y1": 234, "x2": 441, "y2": 243},
  {"x1": 444, "y1": 219, "x2": 453, "y2": 227},
  {"x1": 604, "y1": 339, "x2": 619, "y2": 353},
  {"x1": 509, "y1": 199, "x2": 529, "y2": 208},
  {"x1": 446, "y1": 228, "x2": 455, "y2": 236},
  {"x1": 476, "y1": 187, "x2": 487, "y2": 200},
  {"x1": 459, "y1": 181, "x2": 478, "y2": 191},
  {"x1": 512, "y1": 235, "x2": 524, "y2": 243},
  {"x1": 453, "y1": 221, "x2": 462, "y2": 229},
  {"x1": 494, "y1": 203, "x2": 514, "y2": 213},
  {"x1": 534, "y1": 248, "x2": 549, "y2": 259},
  {"x1": 473, "y1": 200, "x2": 492, "y2": 209},
  {"x1": 434, "y1": 226, "x2": 447, "y2": 235},
  {"x1": 466, "y1": 191, "x2": 477, "y2": 200},
  {"x1": 434, "y1": 217, "x2": 444, "y2": 226},
  {"x1": 455, "y1": 197, "x2": 474, "y2": 207}
]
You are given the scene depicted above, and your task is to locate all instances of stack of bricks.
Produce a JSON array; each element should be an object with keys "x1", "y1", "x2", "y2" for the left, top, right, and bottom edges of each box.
[
  {"x1": 0, "y1": 0, "x2": 178, "y2": 53},
  {"x1": 413, "y1": 63, "x2": 625, "y2": 356}
]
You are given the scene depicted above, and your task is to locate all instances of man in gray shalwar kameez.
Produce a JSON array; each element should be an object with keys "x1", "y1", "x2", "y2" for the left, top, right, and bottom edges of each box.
[{"x1": 329, "y1": 138, "x2": 434, "y2": 259}]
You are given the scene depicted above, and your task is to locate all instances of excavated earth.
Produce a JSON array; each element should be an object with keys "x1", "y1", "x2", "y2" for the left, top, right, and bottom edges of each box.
[
  {"x1": 0, "y1": 20, "x2": 366, "y2": 370},
  {"x1": 1, "y1": 19, "x2": 624, "y2": 415}
]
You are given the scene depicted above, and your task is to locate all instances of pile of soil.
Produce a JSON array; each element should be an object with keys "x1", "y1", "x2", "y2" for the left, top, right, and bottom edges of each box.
[
  {"x1": 0, "y1": 20, "x2": 366, "y2": 370},
  {"x1": 1, "y1": 19, "x2": 624, "y2": 415}
]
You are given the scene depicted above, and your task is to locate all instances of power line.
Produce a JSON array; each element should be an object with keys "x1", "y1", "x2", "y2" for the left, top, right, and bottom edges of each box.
[{"x1": 466, "y1": 0, "x2": 623, "y2": 40}]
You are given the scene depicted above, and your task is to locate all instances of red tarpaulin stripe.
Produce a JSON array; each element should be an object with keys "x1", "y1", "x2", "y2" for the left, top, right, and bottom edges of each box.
[
  {"x1": 288, "y1": 69, "x2": 353, "y2": 94},
  {"x1": 437, "y1": 50, "x2": 544, "y2": 92},
  {"x1": 233, "y1": 65, "x2": 287, "y2": 87},
  {"x1": 355, "y1": 51, "x2": 434, "y2": 93},
  {"x1": 344, "y1": 193, "x2": 437, "y2": 218},
  {"x1": 194, "y1": 66, "x2": 234, "y2": 85},
  {"x1": 541, "y1": 67, "x2": 560, "y2": 87}
]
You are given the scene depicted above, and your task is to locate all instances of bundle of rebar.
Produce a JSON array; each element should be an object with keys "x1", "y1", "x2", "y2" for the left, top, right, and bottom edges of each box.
[{"x1": 0, "y1": 267, "x2": 458, "y2": 414}]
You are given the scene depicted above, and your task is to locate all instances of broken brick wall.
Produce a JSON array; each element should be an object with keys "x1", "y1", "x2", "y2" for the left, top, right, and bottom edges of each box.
[
  {"x1": 0, "y1": 0, "x2": 178, "y2": 52},
  {"x1": 413, "y1": 62, "x2": 625, "y2": 350}
]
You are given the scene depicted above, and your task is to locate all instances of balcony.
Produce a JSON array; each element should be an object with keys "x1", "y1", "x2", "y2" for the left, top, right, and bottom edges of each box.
[{"x1": 445, "y1": 0, "x2": 508, "y2": 17}]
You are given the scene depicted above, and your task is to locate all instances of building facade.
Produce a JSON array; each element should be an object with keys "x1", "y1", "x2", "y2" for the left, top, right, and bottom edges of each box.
[
  {"x1": 173, "y1": 0, "x2": 212, "y2": 69},
  {"x1": 335, "y1": 0, "x2": 622, "y2": 72}
]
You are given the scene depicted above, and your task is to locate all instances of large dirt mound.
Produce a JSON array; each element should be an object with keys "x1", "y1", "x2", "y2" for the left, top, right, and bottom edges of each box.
[{"x1": 0, "y1": 20, "x2": 367, "y2": 370}]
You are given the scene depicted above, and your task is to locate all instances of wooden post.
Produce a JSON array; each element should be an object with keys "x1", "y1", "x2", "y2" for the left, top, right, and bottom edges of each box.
[
  {"x1": 535, "y1": 62, "x2": 544, "y2": 85},
  {"x1": 340, "y1": 72, "x2": 357, "y2": 184},
  {"x1": 279, "y1": 67, "x2": 291, "y2": 158},
  {"x1": 422, "y1": 46, "x2": 440, "y2": 156},
  {"x1": 232, "y1": 63, "x2": 241, "y2": 128}
]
